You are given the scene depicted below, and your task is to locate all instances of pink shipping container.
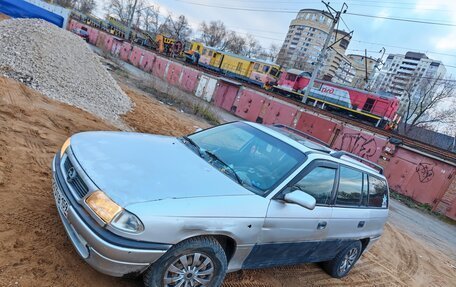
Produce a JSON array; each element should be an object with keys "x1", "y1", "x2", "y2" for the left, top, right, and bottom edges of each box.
[
  {"x1": 119, "y1": 42, "x2": 132, "y2": 62},
  {"x1": 213, "y1": 80, "x2": 240, "y2": 112},
  {"x1": 138, "y1": 51, "x2": 156, "y2": 72},
  {"x1": 179, "y1": 67, "x2": 200, "y2": 93},
  {"x1": 260, "y1": 100, "x2": 298, "y2": 126},
  {"x1": 234, "y1": 90, "x2": 266, "y2": 122},
  {"x1": 129, "y1": 46, "x2": 144, "y2": 67},
  {"x1": 87, "y1": 28, "x2": 99, "y2": 45},
  {"x1": 151, "y1": 57, "x2": 169, "y2": 79},
  {"x1": 167, "y1": 62, "x2": 183, "y2": 86},
  {"x1": 384, "y1": 147, "x2": 456, "y2": 208}
]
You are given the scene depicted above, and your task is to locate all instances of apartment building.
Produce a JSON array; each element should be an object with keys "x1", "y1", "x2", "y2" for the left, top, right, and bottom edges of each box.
[
  {"x1": 374, "y1": 52, "x2": 446, "y2": 113},
  {"x1": 277, "y1": 9, "x2": 351, "y2": 80}
]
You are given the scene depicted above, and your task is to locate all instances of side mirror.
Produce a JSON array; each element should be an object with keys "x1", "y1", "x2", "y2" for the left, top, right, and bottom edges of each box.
[{"x1": 284, "y1": 191, "x2": 316, "y2": 210}]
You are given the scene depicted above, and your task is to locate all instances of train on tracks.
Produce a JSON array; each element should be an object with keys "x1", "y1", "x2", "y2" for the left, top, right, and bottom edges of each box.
[
  {"x1": 272, "y1": 69, "x2": 400, "y2": 127},
  {"x1": 185, "y1": 42, "x2": 282, "y2": 89}
]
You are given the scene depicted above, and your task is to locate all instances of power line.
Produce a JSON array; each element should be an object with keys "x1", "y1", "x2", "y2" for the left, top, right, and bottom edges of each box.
[
  {"x1": 177, "y1": 1, "x2": 456, "y2": 22},
  {"x1": 345, "y1": 12, "x2": 456, "y2": 27}
]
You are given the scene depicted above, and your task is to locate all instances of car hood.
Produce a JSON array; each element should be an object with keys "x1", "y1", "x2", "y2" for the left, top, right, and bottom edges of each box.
[{"x1": 70, "y1": 131, "x2": 253, "y2": 206}]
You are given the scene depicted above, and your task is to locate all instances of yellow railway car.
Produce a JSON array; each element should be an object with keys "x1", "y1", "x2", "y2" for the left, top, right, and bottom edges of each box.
[{"x1": 186, "y1": 41, "x2": 282, "y2": 88}]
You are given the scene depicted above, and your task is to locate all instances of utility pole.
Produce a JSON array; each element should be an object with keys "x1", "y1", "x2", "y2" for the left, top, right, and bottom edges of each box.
[
  {"x1": 302, "y1": 1, "x2": 348, "y2": 103},
  {"x1": 364, "y1": 49, "x2": 368, "y2": 84},
  {"x1": 125, "y1": 0, "x2": 139, "y2": 41},
  {"x1": 365, "y1": 47, "x2": 385, "y2": 90}
]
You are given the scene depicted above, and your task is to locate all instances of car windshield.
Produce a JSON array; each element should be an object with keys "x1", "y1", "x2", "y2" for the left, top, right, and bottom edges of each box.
[{"x1": 184, "y1": 122, "x2": 306, "y2": 195}]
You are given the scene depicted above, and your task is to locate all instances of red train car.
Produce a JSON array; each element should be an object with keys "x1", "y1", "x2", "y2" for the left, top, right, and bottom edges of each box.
[{"x1": 273, "y1": 69, "x2": 400, "y2": 127}]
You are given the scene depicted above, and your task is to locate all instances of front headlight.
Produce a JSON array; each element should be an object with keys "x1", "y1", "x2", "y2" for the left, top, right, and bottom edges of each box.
[
  {"x1": 60, "y1": 137, "x2": 71, "y2": 158},
  {"x1": 111, "y1": 210, "x2": 144, "y2": 233},
  {"x1": 85, "y1": 191, "x2": 122, "y2": 223},
  {"x1": 85, "y1": 191, "x2": 144, "y2": 233}
]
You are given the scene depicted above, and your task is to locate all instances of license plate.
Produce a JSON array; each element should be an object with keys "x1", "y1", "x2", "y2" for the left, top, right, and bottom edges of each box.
[{"x1": 53, "y1": 180, "x2": 69, "y2": 217}]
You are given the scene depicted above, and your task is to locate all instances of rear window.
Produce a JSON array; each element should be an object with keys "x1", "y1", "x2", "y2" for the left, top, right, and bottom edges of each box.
[
  {"x1": 368, "y1": 176, "x2": 388, "y2": 208},
  {"x1": 336, "y1": 166, "x2": 363, "y2": 206}
]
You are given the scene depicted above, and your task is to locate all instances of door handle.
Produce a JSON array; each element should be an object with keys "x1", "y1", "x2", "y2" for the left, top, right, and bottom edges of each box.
[
  {"x1": 358, "y1": 221, "x2": 365, "y2": 228},
  {"x1": 317, "y1": 221, "x2": 327, "y2": 230}
]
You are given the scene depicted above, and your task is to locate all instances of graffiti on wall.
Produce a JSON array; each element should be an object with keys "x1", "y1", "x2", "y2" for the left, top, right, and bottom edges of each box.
[
  {"x1": 416, "y1": 162, "x2": 434, "y2": 183},
  {"x1": 338, "y1": 133, "x2": 378, "y2": 159}
]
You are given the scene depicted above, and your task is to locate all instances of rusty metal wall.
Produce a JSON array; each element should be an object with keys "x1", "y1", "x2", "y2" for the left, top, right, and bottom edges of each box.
[{"x1": 213, "y1": 81, "x2": 240, "y2": 112}]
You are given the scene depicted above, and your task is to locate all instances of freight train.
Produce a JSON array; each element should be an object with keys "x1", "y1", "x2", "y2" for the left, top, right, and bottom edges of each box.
[
  {"x1": 186, "y1": 42, "x2": 282, "y2": 88},
  {"x1": 273, "y1": 69, "x2": 400, "y2": 126}
]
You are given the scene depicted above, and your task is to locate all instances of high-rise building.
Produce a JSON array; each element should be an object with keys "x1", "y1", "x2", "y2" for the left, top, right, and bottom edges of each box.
[
  {"x1": 277, "y1": 9, "x2": 351, "y2": 80},
  {"x1": 373, "y1": 52, "x2": 446, "y2": 113}
]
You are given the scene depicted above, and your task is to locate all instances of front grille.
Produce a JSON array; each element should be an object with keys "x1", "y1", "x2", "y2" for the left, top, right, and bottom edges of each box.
[{"x1": 64, "y1": 158, "x2": 89, "y2": 198}]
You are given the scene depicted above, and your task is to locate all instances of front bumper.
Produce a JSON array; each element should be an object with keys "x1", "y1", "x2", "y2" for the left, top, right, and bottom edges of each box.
[{"x1": 52, "y1": 154, "x2": 170, "y2": 277}]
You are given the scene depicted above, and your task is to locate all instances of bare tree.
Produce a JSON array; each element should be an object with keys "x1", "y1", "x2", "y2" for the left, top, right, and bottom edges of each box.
[
  {"x1": 199, "y1": 21, "x2": 227, "y2": 47},
  {"x1": 268, "y1": 43, "x2": 279, "y2": 62},
  {"x1": 401, "y1": 75, "x2": 456, "y2": 134},
  {"x1": 220, "y1": 31, "x2": 246, "y2": 55},
  {"x1": 143, "y1": 5, "x2": 160, "y2": 33},
  {"x1": 105, "y1": 0, "x2": 145, "y2": 23},
  {"x1": 244, "y1": 34, "x2": 262, "y2": 58},
  {"x1": 167, "y1": 15, "x2": 192, "y2": 40},
  {"x1": 75, "y1": 0, "x2": 96, "y2": 14},
  {"x1": 47, "y1": 0, "x2": 95, "y2": 14},
  {"x1": 51, "y1": 0, "x2": 76, "y2": 8}
]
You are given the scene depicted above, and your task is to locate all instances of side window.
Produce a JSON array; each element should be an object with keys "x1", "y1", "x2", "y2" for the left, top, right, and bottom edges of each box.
[
  {"x1": 336, "y1": 166, "x2": 363, "y2": 206},
  {"x1": 368, "y1": 176, "x2": 388, "y2": 208},
  {"x1": 291, "y1": 166, "x2": 336, "y2": 205}
]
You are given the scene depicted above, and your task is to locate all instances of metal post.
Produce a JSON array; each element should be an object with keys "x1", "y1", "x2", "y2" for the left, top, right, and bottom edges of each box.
[
  {"x1": 125, "y1": 0, "x2": 138, "y2": 41},
  {"x1": 302, "y1": 1, "x2": 347, "y2": 103}
]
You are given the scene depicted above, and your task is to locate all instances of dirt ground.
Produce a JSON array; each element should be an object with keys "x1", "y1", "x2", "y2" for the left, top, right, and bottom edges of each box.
[{"x1": 0, "y1": 76, "x2": 455, "y2": 287}]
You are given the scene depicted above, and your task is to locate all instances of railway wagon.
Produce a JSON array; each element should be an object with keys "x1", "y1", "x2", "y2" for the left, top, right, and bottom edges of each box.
[
  {"x1": 274, "y1": 69, "x2": 400, "y2": 126},
  {"x1": 186, "y1": 42, "x2": 282, "y2": 88}
]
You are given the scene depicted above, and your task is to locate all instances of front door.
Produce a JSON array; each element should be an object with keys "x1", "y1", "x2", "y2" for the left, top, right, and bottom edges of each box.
[{"x1": 242, "y1": 160, "x2": 338, "y2": 269}]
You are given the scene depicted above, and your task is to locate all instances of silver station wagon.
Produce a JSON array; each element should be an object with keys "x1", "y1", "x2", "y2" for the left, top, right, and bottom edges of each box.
[{"x1": 52, "y1": 121, "x2": 389, "y2": 287}]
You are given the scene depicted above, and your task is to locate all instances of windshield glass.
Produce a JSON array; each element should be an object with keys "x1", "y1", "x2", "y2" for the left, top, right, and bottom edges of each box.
[{"x1": 185, "y1": 122, "x2": 306, "y2": 195}]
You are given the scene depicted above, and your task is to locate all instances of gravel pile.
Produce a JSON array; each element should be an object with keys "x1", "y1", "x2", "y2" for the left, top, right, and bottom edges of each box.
[{"x1": 0, "y1": 19, "x2": 132, "y2": 125}]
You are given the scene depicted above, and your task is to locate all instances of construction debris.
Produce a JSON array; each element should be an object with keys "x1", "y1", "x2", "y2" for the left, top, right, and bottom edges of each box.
[{"x1": 0, "y1": 18, "x2": 132, "y2": 126}]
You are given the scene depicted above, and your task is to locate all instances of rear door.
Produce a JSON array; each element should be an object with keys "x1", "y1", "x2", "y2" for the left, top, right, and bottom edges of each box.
[
  {"x1": 328, "y1": 165, "x2": 371, "y2": 246},
  {"x1": 242, "y1": 160, "x2": 337, "y2": 269}
]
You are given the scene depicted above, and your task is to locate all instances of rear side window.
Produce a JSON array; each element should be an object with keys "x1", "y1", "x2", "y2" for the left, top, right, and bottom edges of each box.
[
  {"x1": 336, "y1": 166, "x2": 363, "y2": 206},
  {"x1": 368, "y1": 176, "x2": 388, "y2": 208},
  {"x1": 292, "y1": 166, "x2": 336, "y2": 205}
]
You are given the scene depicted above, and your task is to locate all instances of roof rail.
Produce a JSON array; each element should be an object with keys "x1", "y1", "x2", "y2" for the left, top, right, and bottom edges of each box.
[
  {"x1": 330, "y1": 151, "x2": 384, "y2": 175},
  {"x1": 272, "y1": 124, "x2": 330, "y2": 147}
]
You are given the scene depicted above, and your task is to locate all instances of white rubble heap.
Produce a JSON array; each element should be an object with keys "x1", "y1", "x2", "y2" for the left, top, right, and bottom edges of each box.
[{"x1": 0, "y1": 18, "x2": 132, "y2": 125}]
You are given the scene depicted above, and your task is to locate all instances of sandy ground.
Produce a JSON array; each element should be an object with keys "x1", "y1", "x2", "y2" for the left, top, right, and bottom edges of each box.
[{"x1": 0, "y1": 76, "x2": 455, "y2": 287}]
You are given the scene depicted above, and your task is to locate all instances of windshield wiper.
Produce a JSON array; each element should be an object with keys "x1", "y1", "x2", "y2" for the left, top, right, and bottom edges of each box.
[
  {"x1": 182, "y1": 136, "x2": 203, "y2": 156},
  {"x1": 204, "y1": 150, "x2": 243, "y2": 185}
]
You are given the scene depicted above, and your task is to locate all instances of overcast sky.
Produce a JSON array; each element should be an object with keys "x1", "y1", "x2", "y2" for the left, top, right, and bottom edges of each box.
[{"x1": 94, "y1": 0, "x2": 456, "y2": 74}]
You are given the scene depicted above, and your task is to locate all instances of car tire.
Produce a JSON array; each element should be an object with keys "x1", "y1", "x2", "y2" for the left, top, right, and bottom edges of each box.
[
  {"x1": 322, "y1": 241, "x2": 362, "y2": 278},
  {"x1": 143, "y1": 236, "x2": 228, "y2": 287}
]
